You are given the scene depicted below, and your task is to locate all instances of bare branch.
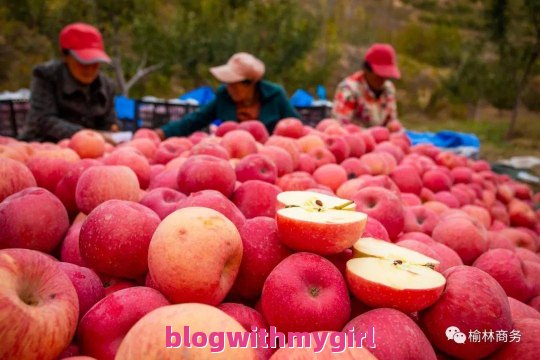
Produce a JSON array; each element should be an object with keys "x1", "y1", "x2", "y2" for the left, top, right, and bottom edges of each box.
[
  {"x1": 112, "y1": 55, "x2": 128, "y2": 96},
  {"x1": 125, "y1": 62, "x2": 164, "y2": 94}
]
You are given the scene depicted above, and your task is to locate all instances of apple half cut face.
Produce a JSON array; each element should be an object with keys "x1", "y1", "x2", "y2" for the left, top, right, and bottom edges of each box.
[
  {"x1": 276, "y1": 191, "x2": 367, "y2": 255},
  {"x1": 346, "y1": 238, "x2": 446, "y2": 312}
]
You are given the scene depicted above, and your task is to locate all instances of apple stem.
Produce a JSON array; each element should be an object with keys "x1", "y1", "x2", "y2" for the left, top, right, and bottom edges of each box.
[{"x1": 332, "y1": 200, "x2": 355, "y2": 210}]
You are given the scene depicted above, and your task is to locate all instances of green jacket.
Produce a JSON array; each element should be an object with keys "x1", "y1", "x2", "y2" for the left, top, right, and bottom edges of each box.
[{"x1": 161, "y1": 80, "x2": 300, "y2": 138}]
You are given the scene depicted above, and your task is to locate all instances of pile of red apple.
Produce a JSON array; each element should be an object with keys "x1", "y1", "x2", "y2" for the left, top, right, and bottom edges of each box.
[{"x1": 1, "y1": 117, "x2": 540, "y2": 360}]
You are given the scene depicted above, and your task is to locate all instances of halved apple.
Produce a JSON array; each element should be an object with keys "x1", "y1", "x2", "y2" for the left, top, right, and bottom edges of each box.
[
  {"x1": 276, "y1": 191, "x2": 367, "y2": 255},
  {"x1": 346, "y1": 238, "x2": 446, "y2": 312}
]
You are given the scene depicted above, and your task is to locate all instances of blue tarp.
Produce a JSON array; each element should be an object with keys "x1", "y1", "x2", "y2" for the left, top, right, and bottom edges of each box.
[
  {"x1": 406, "y1": 130, "x2": 481, "y2": 149},
  {"x1": 290, "y1": 89, "x2": 314, "y2": 107},
  {"x1": 114, "y1": 95, "x2": 136, "y2": 120},
  {"x1": 179, "y1": 86, "x2": 215, "y2": 105}
]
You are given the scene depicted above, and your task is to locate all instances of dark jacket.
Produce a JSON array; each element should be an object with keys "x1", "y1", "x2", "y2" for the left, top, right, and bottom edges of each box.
[
  {"x1": 161, "y1": 80, "x2": 300, "y2": 138},
  {"x1": 20, "y1": 60, "x2": 118, "y2": 142}
]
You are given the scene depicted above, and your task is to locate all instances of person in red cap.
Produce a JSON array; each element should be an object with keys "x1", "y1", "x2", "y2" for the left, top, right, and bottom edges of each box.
[
  {"x1": 156, "y1": 52, "x2": 300, "y2": 139},
  {"x1": 332, "y1": 43, "x2": 402, "y2": 129},
  {"x1": 21, "y1": 22, "x2": 119, "y2": 142}
]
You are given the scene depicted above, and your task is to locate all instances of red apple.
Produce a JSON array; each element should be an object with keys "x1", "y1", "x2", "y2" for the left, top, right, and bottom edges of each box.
[
  {"x1": 177, "y1": 155, "x2": 236, "y2": 197},
  {"x1": 148, "y1": 207, "x2": 243, "y2": 304},
  {"x1": 0, "y1": 248, "x2": 78, "y2": 360},
  {"x1": 235, "y1": 153, "x2": 277, "y2": 183},
  {"x1": 78, "y1": 287, "x2": 170, "y2": 360},
  {"x1": 0, "y1": 187, "x2": 69, "y2": 253},
  {"x1": 0, "y1": 157, "x2": 36, "y2": 202},
  {"x1": 261, "y1": 252, "x2": 351, "y2": 333}
]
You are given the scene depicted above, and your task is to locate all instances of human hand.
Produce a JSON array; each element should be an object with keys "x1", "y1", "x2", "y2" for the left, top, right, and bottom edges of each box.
[{"x1": 110, "y1": 124, "x2": 120, "y2": 132}]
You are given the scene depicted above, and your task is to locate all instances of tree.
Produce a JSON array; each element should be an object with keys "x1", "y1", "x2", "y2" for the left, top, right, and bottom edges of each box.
[{"x1": 486, "y1": 0, "x2": 540, "y2": 139}]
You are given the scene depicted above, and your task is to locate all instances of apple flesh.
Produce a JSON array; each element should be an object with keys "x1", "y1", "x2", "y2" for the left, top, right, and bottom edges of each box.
[
  {"x1": 346, "y1": 238, "x2": 445, "y2": 312},
  {"x1": 276, "y1": 191, "x2": 367, "y2": 255}
]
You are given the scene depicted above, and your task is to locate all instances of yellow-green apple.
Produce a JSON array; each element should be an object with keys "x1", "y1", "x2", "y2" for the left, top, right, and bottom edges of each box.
[
  {"x1": 75, "y1": 165, "x2": 141, "y2": 214},
  {"x1": 231, "y1": 217, "x2": 292, "y2": 299},
  {"x1": 232, "y1": 180, "x2": 281, "y2": 219},
  {"x1": 490, "y1": 318, "x2": 540, "y2": 359},
  {"x1": 115, "y1": 303, "x2": 257, "y2": 359},
  {"x1": 238, "y1": 120, "x2": 270, "y2": 143},
  {"x1": 390, "y1": 164, "x2": 423, "y2": 195},
  {"x1": 403, "y1": 205, "x2": 440, "y2": 235},
  {"x1": 177, "y1": 189, "x2": 246, "y2": 229},
  {"x1": 266, "y1": 135, "x2": 301, "y2": 169},
  {"x1": 313, "y1": 164, "x2": 348, "y2": 192},
  {"x1": 350, "y1": 186, "x2": 404, "y2": 240},
  {"x1": 422, "y1": 169, "x2": 452, "y2": 193},
  {"x1": 58, "y1": 262, "x2": 105, "y2": 319},
  {"x1": 221, "y1": 130, "x2": 258, "y2": 158},
  {"x1": 55, "y1": 159, "x2": 100, "y2": 215},
  {"x1": 362, "y1": 217, "x2": 390, "y2": 242},
  {"x1": 277, "y1": 172, "x2": 318, "y2": 191},
  {"x1": 473, "y1": 249, "x2": 535, "y2": 302},
  {"x1": 343, "y1": 308, "x2": 437, "y2": 360},
  {"x1": 177, "y1": 155, "x2": 236, "y2": 197},
  {"x1": 0, "y1": 248, "x2": 78, "y2": 360},
  {"x1": 0, "y1": 157, "x2": 36, "y2": 202},
  {"x1": 269, "y1": 331, "x2": 377, "y2": 360},
  {"x1": 261, "y1": 252, "x2": 351, "y2": 333},
  {"x1": 274, "y1": 118, "x2": 305, "y2": 138},
  {"x1": 78, "y1": 287, "x2": 169, "y2": 360},
  {"x1": 80, "y1": 200, "x2": 160, "y2": 278},
  {"x1": 508, "y1": 297, "x2": 540, "y2": 321},
  {"x1": 148, "y1": 207, "x2": 243, "y2": 304},
  {"x1": 419, "y1": 266, "x2": 513, "y2": 359},
  {"x1": 0, "y1": 187, "x2": 69, "y2": 253},
  {"x1": 68, "y1": 129, "x2": 105, "y2": 159},
  {"x1": 235, "y1": 153, "x2": 277, "y2": 183},
  {"x1": 276, "y1": 191, "x2": 366, "y2": 254},
  {"x1": 431, "y1": 215, "x2": 488, "y2": 265},
  {"x1": 139, "y1": 187, "x2": 186, "y2": 220},
  {"x1": 259, "y1": 145, "x2": 294, "y2": 176},
  {"x1": 103, "y1": 147, "x2": 151, "y2": 189},
  {"x1": 346, "y1": 238, "x2": 445, "y2": 312}
]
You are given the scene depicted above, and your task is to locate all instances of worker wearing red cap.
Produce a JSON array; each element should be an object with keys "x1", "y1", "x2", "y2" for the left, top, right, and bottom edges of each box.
[
  {"x1": 21, "y1": 23, "x2": 119, "y2": 142},
  {"x1": 332, "y1": 43, "x2": 402, "y2": 128}
]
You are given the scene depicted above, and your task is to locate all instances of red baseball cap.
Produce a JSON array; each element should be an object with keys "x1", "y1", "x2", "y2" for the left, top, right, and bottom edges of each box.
[
  {"x1": 59, "y1": 23, "x2": 111, "y2": 65},
  {"x1": 365, "y1": 43, "x2": 401, "y2": 79}
]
